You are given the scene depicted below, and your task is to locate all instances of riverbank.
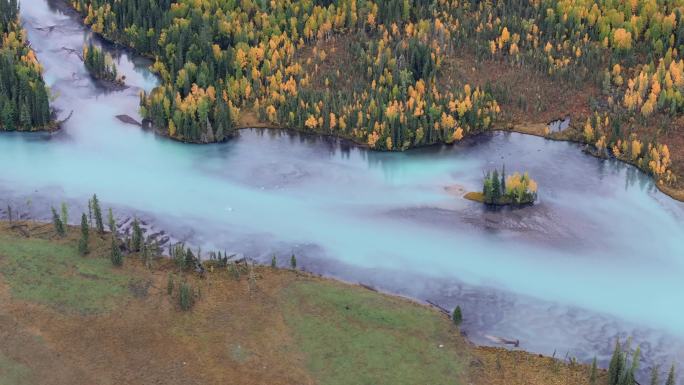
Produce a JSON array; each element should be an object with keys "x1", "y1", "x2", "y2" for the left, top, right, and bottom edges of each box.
[
  {"x1": 0, "y1": 121, "x2": 60, "y2": 134},
  {"x1": 0, "y1": 107, "x2": 63, "y2": 133},
  {"x1": 128, "y1": 97, "x2": 684, "y2": 204},
  {"x1": 0, "y1": 220, "x2": 601, "y2": 385},
  {"x1": 55, "y1": 0, "x2": 684, "y2": 202},
  {"x1": 499, "y1": 123, "x2": 684, "y2": 202}
]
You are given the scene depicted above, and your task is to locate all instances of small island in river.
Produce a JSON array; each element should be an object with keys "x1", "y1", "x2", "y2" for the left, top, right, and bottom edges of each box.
[
  {"x1": 465, "y1": 167, "x2": 538, "y2": 206},
  {"x1": 83, "y1": 43, "x2": 126, "y2": 90}
]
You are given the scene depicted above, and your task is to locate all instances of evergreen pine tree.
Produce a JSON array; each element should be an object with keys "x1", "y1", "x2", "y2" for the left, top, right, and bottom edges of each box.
[
  {"x1": 271, "y1": 255, "x2": 277, "y2": 268},
  {"x1": 491, "y1": 169, "x2": 500, "y2": 202},
  {"x1": 132, "y1": 216, "x2": 142, "y2": 251},
  {"x1": 609, "y1": 340, "x2": 623, "y2": 385},
  {"x1": 92, "y1": 194, "x2": 104, "y2": 234},
  {"x1": 60, "y1": 202, "x2": 68, "y2": 226},
  {"x1": 590, "y1": 357, "x2": 598, "y2": 385},
  {"x1": 452, "y1": 305, "x2": 463, "y2": 326},
  {"x1": 650, "y1": 365, "x2": 660, "y2": 385},
  {"x1": 110, "y1": 236, "x2": 123, "y2": 266},
  {"x1": 88, "y1": 198, "x2": 93, "y2": 227},
  {"x1": 51, "y1": 206, "x2": 65, "y2": 237},
  {"x1": 1, "y1": 102, "x2": 15, "y2": 131},
  {"x1": 78, "y1": 213, "x2": 89, "y2": 255},
  {"x1": 483, "y1": 172, "x2": 494, "y2": 203},
  {"x1": 666, "y1": 364, "x2": 676, "y2": 385},
  {"x1": 626, "y1": 346, "x2": 641, "y2": 385},
  {"x1": 290, "y1": 254, "x2": 297, "y2": 269},
  {"x1": 107, "y1": 207, "x2": 115, "y2": 233}
]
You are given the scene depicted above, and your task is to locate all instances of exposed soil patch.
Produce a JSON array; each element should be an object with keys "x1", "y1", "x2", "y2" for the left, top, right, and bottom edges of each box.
[{"x1": 444, "y1": 55, "x2": 598, "y2": 126}]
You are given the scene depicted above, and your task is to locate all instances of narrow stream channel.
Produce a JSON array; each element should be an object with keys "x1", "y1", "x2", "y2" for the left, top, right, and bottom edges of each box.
[{"x1": 3, "y1": 0, "x2": 684, "y2": 376}]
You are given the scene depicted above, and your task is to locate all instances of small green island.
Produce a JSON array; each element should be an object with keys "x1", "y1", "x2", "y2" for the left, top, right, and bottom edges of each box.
[
  {"x1": 465, "y1": 167, "x2": 538, "y2": 206},
  {"x1": 82, "y1": 43, "x2": 124, "y2": 87}
]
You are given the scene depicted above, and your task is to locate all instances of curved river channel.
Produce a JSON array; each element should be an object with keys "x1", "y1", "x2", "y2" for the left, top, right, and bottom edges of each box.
[{"x1": 4, "y1": 0, "x2": 684, "y2": 375}]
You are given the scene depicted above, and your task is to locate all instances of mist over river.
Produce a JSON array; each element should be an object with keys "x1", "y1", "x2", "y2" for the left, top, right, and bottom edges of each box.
[{"x1": 3, "y1": 0, "x2": 684, "y2": 376}]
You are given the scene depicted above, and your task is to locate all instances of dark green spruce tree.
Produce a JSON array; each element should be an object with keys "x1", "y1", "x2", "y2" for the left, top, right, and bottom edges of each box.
[
  {"x1": 590, "y1": 357, "x2": 598, "y2": 385},
  {"x1": 78, "y1": 213, "x2": 89, "y2": 255},
  {"x1": 452, "y1": 306, "x2": 463, "y2": 326},
  {"x1": 51, "y1": 206, "x2": 65, "y2": 237},
  {"x1": 107, "y1": 207, "x2": 115, "y2": 233},
  {"x1": 650, "y1": 365, "x2": 660, "y2": 385},
  {"x1": 609, "y1": 340, "x2": 624, "y2": 385},
  {"x1": 110, "y1": 236, "x2": 123, "y2": 266},
  {"x1": 666, "y1": 364, "x2": 676, "y2": 385},
  {"x1": 132, "y1": 217, "x2": 142, "y2": 252},
  {"x1": 92, "y1": 194, "x2": 104, "y2": 234}
]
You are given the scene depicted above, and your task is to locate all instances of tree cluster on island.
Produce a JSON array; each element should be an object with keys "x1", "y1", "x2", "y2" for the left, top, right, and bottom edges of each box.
[
  {"x1": 481, "y1": 167, "x2": 538, "y2": 205},
  {"x1": 83, "y1": 43, "x2": 122, "y2": 85},
  {"x1": 0, "y1": 0, "x2": 53, "y2": 131}
]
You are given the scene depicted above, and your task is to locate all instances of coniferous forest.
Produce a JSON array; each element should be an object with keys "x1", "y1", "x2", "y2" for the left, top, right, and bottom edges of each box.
[
  {"x1": 69, "y1": 0, "x2": 500, "y2": 146},
  {"x1": 0, "y1": 0, "x2": 53, "y2": 131},
  {"x1": 66, "y1": 0, "x2": 684, "y2": 192}
]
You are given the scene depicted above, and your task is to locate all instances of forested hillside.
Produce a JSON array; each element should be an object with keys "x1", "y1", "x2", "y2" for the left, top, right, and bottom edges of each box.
[
  {"x1": 0, "y1": 0, "x2": 53, "y2": 131},
  {"x1": 70, "y1": 0, "x2": 684, "y2": 192}
]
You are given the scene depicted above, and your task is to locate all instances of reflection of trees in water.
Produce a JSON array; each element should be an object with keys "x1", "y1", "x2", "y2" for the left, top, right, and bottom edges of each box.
[
  {"x1": 594, "y1": 157, "x2": 657, "y2": 194},
  {"x1": 251, "y1": 127, "x2": 353, "y2": 159},
  {"x1": 625, "y1": 162, "x2": 637, "y2": 191},
  {"x1": 207, "y1": 124, "x2": 499, "y2": 181},
  {"x1": 363, "y1": 133, "x2": 496, "y2": 180},
  {"x1": 622, "y1": 160, "x2": 656, "y2": 193}
]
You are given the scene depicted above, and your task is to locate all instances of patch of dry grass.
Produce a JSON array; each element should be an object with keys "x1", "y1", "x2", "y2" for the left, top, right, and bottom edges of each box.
[{"x1": 470, "y1": 347, "x2": 605, "y2": 385}]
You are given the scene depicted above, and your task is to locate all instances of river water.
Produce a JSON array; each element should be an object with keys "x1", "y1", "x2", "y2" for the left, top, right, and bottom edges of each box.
[{"x1": 4, "y1": 0, "x2": 684, "y2": 375}]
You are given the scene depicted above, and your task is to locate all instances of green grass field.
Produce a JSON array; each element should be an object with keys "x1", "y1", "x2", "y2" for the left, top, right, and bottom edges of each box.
[
  {"x1": 0, "y1": 232, "x2": 134, "y2": 314},
  {"x1": 282, "y1": 280, "x2": 465, "y2": 385},
  {"x1": 0, "y1": 353, "x2": 31, "y2": 385},
  {"x1": 0, "y1": 223, "x2": 593, "y2": 385}
]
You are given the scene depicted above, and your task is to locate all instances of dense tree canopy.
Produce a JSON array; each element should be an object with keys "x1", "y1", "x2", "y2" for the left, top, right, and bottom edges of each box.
[
  {"x1": 83, "y1": 43, "x2": 119, "y2": 83},
  {"x1": 67, "y1": 0, "x2": 683, "y2": 187},
  {"x1": 71, "y1": 0, "x2": 499, "y2": 146},
  {"x1": 482, "y1": 167, "x2": 537, "y2": 205},
  {"x1": 456, "y1": 0, "x2": 684, "y2": 185},
  {"x1": 0, "y1": 0, "x2": 53, "y2": 131}
]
